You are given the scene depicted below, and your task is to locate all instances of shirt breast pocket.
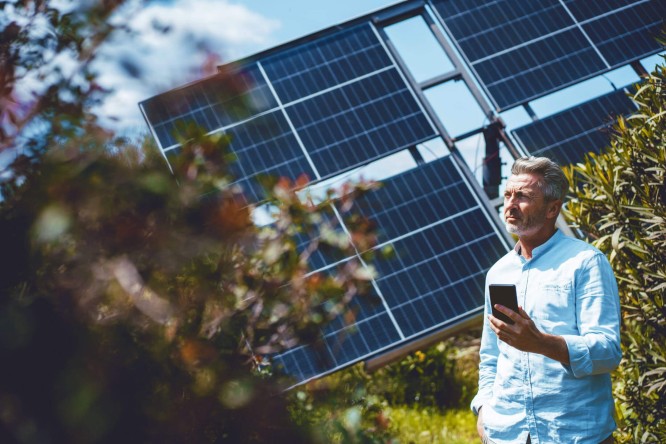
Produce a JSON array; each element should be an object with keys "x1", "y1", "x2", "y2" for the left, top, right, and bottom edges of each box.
[{"x1": 533, "y1": 283, "x2": 576, "y2": 331}]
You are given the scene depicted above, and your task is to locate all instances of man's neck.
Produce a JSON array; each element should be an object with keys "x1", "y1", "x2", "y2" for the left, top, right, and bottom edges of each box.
[{"x1": 518, "y1": 227, "x2": 557, "y2": 260}]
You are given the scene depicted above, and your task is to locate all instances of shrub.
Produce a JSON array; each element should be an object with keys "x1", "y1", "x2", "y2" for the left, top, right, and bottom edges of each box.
[
  {"x1": 288, "y1": 332, "x2": 481, "y2": 442},
  {"x1": 562, "y1": 61, "x2": 665, "y2": 443}
]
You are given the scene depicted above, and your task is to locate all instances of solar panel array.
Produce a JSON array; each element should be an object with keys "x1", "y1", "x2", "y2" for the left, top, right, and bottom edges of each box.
[
  {"x1": 432, "y1": 0, "x2": 665, "y2": 110},
  {"x1": 140, "y1": 0, "x2": 662, "y2": 383},
  {"x1": 272, "y1": 156, "x2": 508, "y2": 381},
  {"x1": 512, "y1": 89, "x2": 638, "y2": 165}
]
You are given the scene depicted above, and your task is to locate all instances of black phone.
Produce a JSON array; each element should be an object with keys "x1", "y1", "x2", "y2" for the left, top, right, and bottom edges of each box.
[{"x1": 489, "y1": 284, "x2": 519, "y2": 325}]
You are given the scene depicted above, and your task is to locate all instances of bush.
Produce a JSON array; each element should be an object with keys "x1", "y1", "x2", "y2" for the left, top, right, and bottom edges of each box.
[
  {"x1": 288, "y1": 332, "x2": 481, "y2": 442},
  {"x1": 362, "y1": 333, "x2": 480, "y2": 409},
  {"x1": 563, "y1": 61, "x2": 665, "y2": 443}
]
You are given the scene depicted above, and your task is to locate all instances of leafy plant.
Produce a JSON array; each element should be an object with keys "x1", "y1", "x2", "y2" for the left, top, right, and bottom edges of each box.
[{"x1": 563, "y1": 60, "x2": 665, "y2": 443}]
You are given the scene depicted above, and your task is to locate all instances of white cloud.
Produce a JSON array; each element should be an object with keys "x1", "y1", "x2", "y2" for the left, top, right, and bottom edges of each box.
[{"x1": 94, "y1": 0, "x2": 281, "y2": 135}]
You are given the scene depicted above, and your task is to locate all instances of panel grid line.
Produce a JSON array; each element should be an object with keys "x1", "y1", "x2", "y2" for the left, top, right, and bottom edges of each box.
[
  {"x1": 558, "y1": 0, "x2": 611, "y2": 69},
  {"x1": 328, "y1": 202, "x2": 407, "y2": 340},
  {"x1": 377, "y1": 231, "x2": 497, "y2": 284},
  {"x1": 256, "y1": 61, "x2": 322, "y2": 181}
]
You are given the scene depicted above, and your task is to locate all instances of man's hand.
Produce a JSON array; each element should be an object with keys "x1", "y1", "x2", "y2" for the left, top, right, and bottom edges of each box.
[
  {"x1": 489, "y1": 305, "x2": 570, "y2": 365},
  {"x1": 476, "y1": 407, "x2": 484, "y2": 441}
]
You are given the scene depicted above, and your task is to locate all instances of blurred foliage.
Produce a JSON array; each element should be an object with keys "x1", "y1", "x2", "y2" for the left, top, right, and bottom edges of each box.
[
  {"x1": 0, "y1": 120, "x2": 384, "y2": 443},
  {"x1": 562, "y1": 60, "x2": 665, "y2": 443},
  {"x1": 288, "y1": 333, "x2": 480, "y2": 443},
  {"x1": 0, "y1": 0, "x2": 132, "y2": 178},
  {"x1": 0, "y1": 1, "x2": 387, "y2": 442}
]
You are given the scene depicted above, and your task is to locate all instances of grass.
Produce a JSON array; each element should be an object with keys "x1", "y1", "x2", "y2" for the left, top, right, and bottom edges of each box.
[{"x1": 383, "y1": 405, "x2": 478, "y2": 444}]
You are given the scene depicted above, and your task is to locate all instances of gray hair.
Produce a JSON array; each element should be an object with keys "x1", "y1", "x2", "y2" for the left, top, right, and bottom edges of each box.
[{"x1": 511, "y1": 156, "x2": 569, "y2": 201}]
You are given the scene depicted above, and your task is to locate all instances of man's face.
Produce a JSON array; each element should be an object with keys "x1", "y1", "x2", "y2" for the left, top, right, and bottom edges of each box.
[{"x1": 503, "y1": 173, "x2": 550, "y2": 236}]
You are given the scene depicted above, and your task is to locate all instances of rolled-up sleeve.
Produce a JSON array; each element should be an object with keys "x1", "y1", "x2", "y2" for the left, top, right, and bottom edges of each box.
[{"x1": 562, "y1": 253, "x2": 622, "y2": 378}]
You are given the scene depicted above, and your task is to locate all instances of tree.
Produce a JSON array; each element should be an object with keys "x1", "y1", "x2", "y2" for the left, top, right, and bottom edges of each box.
[
  {"x1": 0, "y1": 2, "x2": 384, "y2": 442},
  {"x1": 563, "y1": 60, "x2": 665, "y2": 443}
]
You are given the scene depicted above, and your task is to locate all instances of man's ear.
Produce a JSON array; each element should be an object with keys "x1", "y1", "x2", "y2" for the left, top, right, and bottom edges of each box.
[{"x1": 546, "y1": 199, "x2": 562, "y2": 220}]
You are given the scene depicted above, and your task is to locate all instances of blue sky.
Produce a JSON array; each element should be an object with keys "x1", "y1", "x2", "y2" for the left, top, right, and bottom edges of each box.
[{"x1": 231, "y1": 0, "x2": 402, "y2": 52}]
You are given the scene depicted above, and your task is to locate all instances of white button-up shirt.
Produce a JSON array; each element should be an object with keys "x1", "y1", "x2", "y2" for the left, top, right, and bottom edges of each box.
[{"x1": 471, "y1": 230, "x2": 622, "y2": 444}]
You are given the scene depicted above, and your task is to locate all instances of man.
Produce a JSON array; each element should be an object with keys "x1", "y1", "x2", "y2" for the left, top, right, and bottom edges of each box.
[{"x1": 471, "y1": 156, "x2": 621, "y2": 444}]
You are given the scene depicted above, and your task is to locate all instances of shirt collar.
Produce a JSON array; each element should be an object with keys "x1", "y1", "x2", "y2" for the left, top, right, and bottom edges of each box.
[{"x1": 513, "y1": 229, "x2": 563, "y2": 259}]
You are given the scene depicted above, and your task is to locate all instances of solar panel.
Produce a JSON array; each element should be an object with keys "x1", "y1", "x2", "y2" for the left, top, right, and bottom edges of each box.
[
  {"x1": 272, "y1": 286, "x2": 401, "y2": 382},
  {"x1": 431, "y1": 0, "x2": 664, "y2": 109},
  {"x1": 140, "y1": 23, "x2": 437, "y2": 203},
  {"x1": 223, "y1": 111, "x2": 316, "y2": 202},
  {"x1": 285, "y1": 69, "x2": 436, "y2": 177},
  {"x1": 511, "y1": 88, "x2": 637, "y2": 165},
  {"x1": 577, "y1": 1, "x2": 666, "y2": 68},
  {"x1": 272, "y1": 155, "x2": 509, "y2": 382},
  {"x1": 350, "y1": 154, "x2": 478, "y2": 243}
]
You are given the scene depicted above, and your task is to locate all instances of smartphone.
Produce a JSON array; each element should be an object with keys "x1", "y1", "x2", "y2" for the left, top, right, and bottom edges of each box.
[{"x1": 489, "y1": 284, "x2": 519, "y2": 325}]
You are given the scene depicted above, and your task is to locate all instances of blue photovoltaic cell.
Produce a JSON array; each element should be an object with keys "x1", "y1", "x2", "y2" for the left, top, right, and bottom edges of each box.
[
  {"x1": 272, "y1": 303, "x2": 402, "y2": 382},
  {"x1": 163, "y1": 111, "x2": 316, "y2": 204},
  {"x1": 272, "y1": 266, "x2": 400, "y2": 382},
  {"x1": 271, "y1": 343, "x2": 330, "y2": 383},
  {"x1": 349, "y1": 155, "x2": 476, "y2": 243},
  {"x1": 141, "y1": 65, "x2": 276, "y2": 149},
  {"x1": 472, "y1": 28, "x2": 607, "y2": 110},
  {"x1": 262, "y1": 24, "x2": 393, "y2": 103},
  {"x1": 286, "y1": 69, "x2": 436, "y2": 177},
  {"x1": 360, "y1": 156, "x2": 507, "y2": 338},
  {"x1": 434, "y1": 0, "x2": 572, "y2": 62},
  {"x1": 431, "y1": 0, "x2": 664, "y2": 109},
  {"x1": 580, "y1": 1, "x2": 666, "y2": 68},
  {"x1": 224, "y1": 111, "x2": 316, "y2": 203},
  {"x1": 375, "y1": 212, "x2": 505, "y2": 337},
  {"x1": 511, "y1": 88, "x2": 637, "y2": 165},
  {"x1": 564, "y1": 0, "x2": 651, "y2": 21}
]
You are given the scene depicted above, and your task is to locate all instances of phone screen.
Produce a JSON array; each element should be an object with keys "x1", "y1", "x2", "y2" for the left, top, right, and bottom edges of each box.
[{"x1": 489, "y1": 284, "x2": 518, "y2": 324}]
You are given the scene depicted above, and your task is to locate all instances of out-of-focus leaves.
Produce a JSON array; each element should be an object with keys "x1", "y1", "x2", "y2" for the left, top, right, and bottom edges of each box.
[
  {"x1": 1, "y1": 120, "x2": 383, "y2": 442},
  {"x1": 0, "y1": 2, "x2": 390, "y2": 442},
  {"x1": 0, "y1": 0, "x2": 132, "y2": 198}
]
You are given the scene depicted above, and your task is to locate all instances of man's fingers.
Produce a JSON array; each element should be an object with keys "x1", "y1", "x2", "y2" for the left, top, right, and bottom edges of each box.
[
  {"x1": 517, "y1": 306, "x2": 530, "y2": 318},
  {"x1": 494, "y1": 304, "x2": 520, "y2": 323}
]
